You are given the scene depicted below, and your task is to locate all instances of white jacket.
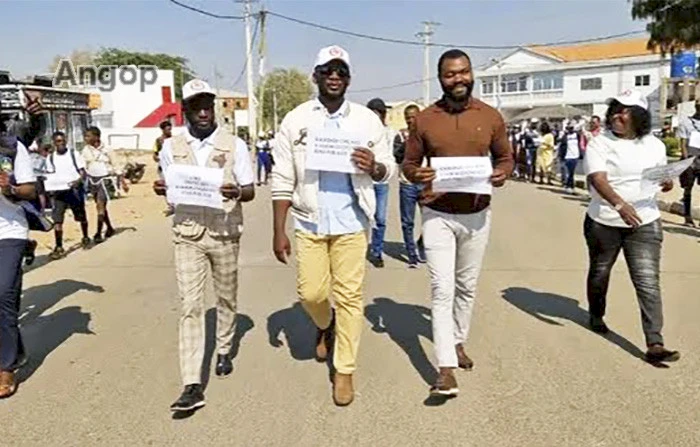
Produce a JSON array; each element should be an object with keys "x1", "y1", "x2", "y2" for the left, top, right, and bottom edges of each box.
[{"x1": 271, "y1": 99, "x2": 395, "y2": 226}]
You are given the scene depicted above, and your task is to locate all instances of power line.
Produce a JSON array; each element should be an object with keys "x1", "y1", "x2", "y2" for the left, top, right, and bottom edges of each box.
[
  {"x1": 168, "y1": 1, "x2": 649, "y2": 50},
  {"x1": 168, "y1": 0, "x2": 244, "y2": 19},
  {"x1": 266, "y1": 11, "x2": 647, "y2": 50}
]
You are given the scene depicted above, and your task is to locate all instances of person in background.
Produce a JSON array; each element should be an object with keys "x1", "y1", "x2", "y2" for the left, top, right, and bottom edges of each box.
[
  {"x1": 271, "y1": 45, "x2": 394, "y2": 406},
  {"x1": 520, "y1": 122, "x2": 539, "y2": 183},
  {"x1": 153, "y1": 120, "x2": 173, "y2": 166},
  {"x1": 83, "y1": 126, "x2": 128, "y2": 244},
  {"x1": 394, "y1": 104, "x2": 426, "y2": 268},
  {"x1": 677, "y1": 98, "x2": 700, "y2": 227},
  {"x1": 584, "y1": 89, "x2": 679, "y2": 365},
  {"x1": 366, "y1": 97, "x2": 393, "y2": 268},
  {"x1": 154, "y1": 79, "x2": 256, "y2": 412},
  {"x1": 255, "y1": 133, "x2": 272, "y2": 186},
  {"x1": 582, "y1": 115, "x2": 602, "y2": 149},
  {"x1": 559, "y1": 124, "x2": 583, "y2": 194},
  {"x1": 535, "y1": 121, "x2": 555, "y2": 185},
  {"x1": 45, "y1": 131, "x2": 90, "y2": 259},
  {"x1": 0, "y1": 123, "x2": 37, "y2": 399},
  {"x1": 403, "y1": 49, "x2": 513, "y2": 397}
]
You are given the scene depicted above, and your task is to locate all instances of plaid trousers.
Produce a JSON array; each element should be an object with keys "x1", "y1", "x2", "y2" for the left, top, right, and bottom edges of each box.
[{"x1": 174, "y1": 230, "x2": 240, "y2": 386}]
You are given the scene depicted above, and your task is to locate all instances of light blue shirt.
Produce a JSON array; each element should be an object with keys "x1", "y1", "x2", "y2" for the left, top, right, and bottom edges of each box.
[{"x1": 296, "y1": 101, "x2": 368, "y2": 235}]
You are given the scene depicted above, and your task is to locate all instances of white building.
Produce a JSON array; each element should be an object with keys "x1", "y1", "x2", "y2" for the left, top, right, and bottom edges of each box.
[
  {"x1": 78, "y1": 68, "x2": 184, "y2": 150},
  {"x1": 475, "y1": 38, "x2": 670, "y2": 125}
]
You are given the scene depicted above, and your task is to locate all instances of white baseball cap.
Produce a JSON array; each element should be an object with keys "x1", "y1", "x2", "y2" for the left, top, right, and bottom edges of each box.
[
  {"x1": 606, "y1": 89, "x2": 648, "y2": 110},
  {"x1": 314, "y1": 45, "x2": 351, "y2": 71},
  {"x1": 182, "y1": 79, "x2": 216, "y2": 102}
]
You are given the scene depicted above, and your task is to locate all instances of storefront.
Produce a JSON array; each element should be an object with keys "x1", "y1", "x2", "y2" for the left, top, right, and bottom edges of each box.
[{"x1": 0, "y1": 84, "x2": 93, "y2": 151}]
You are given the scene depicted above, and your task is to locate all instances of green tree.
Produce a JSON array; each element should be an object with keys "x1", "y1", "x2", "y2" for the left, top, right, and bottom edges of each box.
[
  {"x1": 632, "y1": 0, "x2": 700, "y2": 53},
  {"x1": 256, "y1": 68, "x2": 314, "y2": 132},
  {"x1": 93, "y1": 48, "x2": 196, "y2": 100}
]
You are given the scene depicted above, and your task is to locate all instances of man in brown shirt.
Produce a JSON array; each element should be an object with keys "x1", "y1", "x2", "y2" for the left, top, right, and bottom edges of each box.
[{"x1": 403, "y1": 49, "x2": 513, "y2": 398}]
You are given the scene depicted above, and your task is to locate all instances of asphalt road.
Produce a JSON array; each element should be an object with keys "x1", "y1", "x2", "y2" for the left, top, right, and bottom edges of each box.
[{"x1": 3, "y1": 181, "x2": 700, "y2": 446}]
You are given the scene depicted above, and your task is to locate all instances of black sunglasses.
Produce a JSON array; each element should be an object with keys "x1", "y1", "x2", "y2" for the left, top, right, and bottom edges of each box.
[{"x1": 315, "y1": 64, "x2": 350, "y2": 79}]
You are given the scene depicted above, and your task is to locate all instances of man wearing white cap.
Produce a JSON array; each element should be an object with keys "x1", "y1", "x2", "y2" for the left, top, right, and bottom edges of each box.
[
  {"x1": 583, "y1": 89, "x2": 680, "y2": 365},
  {"x1": 154, "y1": 79, "x2": 256, "y2": 412},
  {"x1": 271, "y1": 45, "x2": 394, "y2": 406}
]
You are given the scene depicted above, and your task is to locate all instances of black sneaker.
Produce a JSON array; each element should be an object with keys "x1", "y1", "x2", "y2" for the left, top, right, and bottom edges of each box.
[
  {"x1": 24, "y1": 240, "x2": 38, "y2": 266},
  {"x1": 589, "y1": 316, "x2": 609, "y2": 334},
  {"x1": 81, "y1": 237, "x2": 91, "y2": 249},
  {"x1": 369, "y1": 255, "x2": 384, "y2": 268},
  {"x1": 93, "y1": 234, "x2": 104, "y2": 244},
  {"x1": 105, "y1": 228, "x2": 116, "y2": 239},
  {"x1": 215, "y1": 354, "x2": 233, "y2": 377},
  {"x1": 408, "y1": 258, "x2": 419, "y2": 269},
  {"x1": 170, "y1": 384, "x2": 205, "y2": 412}
]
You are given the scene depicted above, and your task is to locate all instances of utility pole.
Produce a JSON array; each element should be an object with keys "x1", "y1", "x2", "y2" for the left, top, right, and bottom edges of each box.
[
  {"x1": 239, "y1": 0, "x2": 258, "y2": 145},
  {"x1": 257, "y1": 8, "x2": 267, "y2": 135},
  {"x1": 416, "y1": 21, "x2": 440, "y2": 107},
  {"x1": 272, "y1": 88, "x2": 278, "y2": 134}
]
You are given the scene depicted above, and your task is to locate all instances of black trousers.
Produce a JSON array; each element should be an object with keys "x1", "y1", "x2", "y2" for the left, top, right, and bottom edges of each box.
[
  {"x1": 584, "y1": 216, "x2": 664, "y2": 347},
  {"x1": 0, "y1": 239, "x2": 27, "y2": 371}
]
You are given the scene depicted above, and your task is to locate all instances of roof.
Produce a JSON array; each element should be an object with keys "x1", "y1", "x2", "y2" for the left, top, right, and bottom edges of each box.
[
  {"x1": 508, "y1": 105, "x2": 590, "y2": 123},
  {"x1": 216, "y1": 89, "x2": 246, "y2": 98},
  {"x1": 526, "y1": 37, "x2": 656, "y2": 63}
]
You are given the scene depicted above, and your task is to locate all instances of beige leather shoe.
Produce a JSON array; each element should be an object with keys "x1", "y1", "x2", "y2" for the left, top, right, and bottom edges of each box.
[{"x1": 333, "y1": 373, "x2": 354, "y2": 407}]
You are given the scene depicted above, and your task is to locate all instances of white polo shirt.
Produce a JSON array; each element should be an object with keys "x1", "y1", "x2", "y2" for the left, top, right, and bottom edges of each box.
[
  {"x1": 584, "y1": 131, "x2": 667, "y2": 227},
  {"x1": 159, "y1": 127, "x2": 255, "y2": 186},
  {"x1": 0, "y1": 141, "x2": 37, "y2": 241}
]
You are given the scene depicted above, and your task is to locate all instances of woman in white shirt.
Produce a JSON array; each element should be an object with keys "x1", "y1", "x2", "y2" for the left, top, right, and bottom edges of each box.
[{"x1": 583, "y1": 89, "x2": 679, "y2": 365}]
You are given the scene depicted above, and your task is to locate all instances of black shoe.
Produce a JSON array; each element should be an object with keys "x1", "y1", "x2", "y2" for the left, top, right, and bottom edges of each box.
[
  {"x1": 105, "y1": 228, "x2": 115, "y2": 239},
  {"x1": 49, "y1": 247, "x2": 65, "y2": 261},
  {"x1": 589, "y1": 316, "x2": 610, "y2": 334},
  {"x1": 645, "y1": 345, "x2": 681, "y2": 364},
  {"x1": 93, "y1": 234, "x2": 104, "y2": 244},
  {"x1": 369, "y1": 255, "x2": 384, "y2": 268},
  {"x1": 215, "y1": 354, "x2": 233, "y2": 377},
  {"x1": 170, "y1": 384, "x2": 205, "y2": 412},
  {"x1": 81, "y1": 237, "x2": 91, "y2": 249},
  {"x1": 408, "y1": 259, "x2": 419, "y2": 269},
  {"x1": 24, "y1": 240, "x2": 38, "y2": 266}
]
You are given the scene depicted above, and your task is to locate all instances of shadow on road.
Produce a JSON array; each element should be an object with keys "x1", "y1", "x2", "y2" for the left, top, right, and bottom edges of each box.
[
  {"x1": 201, "y1": 311, "x2": 255, "y2": 390},
  {"x1": 661, "y1": 219, "x2": 700, "y2": 238},
  {"x1": 382, "y1": 241, "x2": 409, "y2": 264},
  {"x1": 17, "y1": 279, "x2": 104, "y2": 384},
  {"x1": 501, "y1": 287, "x2": 646, "y2": 361},
  {"x1": 23, "y1": 226, "x2": 138, "y2": 273},
  {"x1": 365, "y1": 297, "x2": 437, "y2": 387},
  {"x1": 267, "y1": 302, "x2": 316, "y2": 361}
]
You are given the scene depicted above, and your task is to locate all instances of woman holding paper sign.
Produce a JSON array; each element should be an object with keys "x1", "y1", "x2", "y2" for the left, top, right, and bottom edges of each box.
[{"x1": 583, "y1": 89, "x2": 680, "y2": 366}]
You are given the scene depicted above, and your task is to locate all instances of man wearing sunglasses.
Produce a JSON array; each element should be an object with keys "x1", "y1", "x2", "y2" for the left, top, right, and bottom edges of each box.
[{"x1": 271, "y1": 45, "x2": 394, "y2": 407}]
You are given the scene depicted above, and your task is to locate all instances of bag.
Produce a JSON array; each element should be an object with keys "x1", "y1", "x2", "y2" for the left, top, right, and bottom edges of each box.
[{"x1": 0, "y1": 134, "x2": 54, "y2": 232}]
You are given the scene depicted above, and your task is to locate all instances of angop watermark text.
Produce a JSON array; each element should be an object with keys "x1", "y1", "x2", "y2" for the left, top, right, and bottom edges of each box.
[{"x1": 53, "y1": 59, "x2": 158, "y2": 92}]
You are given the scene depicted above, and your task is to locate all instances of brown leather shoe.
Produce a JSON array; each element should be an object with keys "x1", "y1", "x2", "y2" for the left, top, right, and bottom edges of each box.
[
  {"x1": 456, "y1": 344, "x2": 474, "y2": 371},
  {"x1": 333, "y1": 373, "x2": 354, "y2": 406},
  {"x1": 0, "y1": 370, "x2": 17, "y2": 399},
  {"x1": 430, "y1": 368, "x2": 459, "y2": 397},
  {"x1": 315, "y1": 314, "x2": 335, "y2": 362}
]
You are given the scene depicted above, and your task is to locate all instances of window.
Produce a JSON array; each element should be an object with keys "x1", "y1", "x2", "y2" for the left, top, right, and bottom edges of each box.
[
  {"x1": 481, "y1": 79, "x2": 494, "y2": 95},
  {"x1": 222, "y1": 101, "x2": 228, "y2": 108},
  {"x1": 533, "y1": 73, "x2": 564, "y2": 91},
  {"x1": 635, "y1": 75, "x2": 650, "y2": 86},
  {"x1": 580, "y1": 77, "x2": 602, "y2": 90},
  {"x1": 500, "y1": 75, "x2": 529, "y2": 93}
]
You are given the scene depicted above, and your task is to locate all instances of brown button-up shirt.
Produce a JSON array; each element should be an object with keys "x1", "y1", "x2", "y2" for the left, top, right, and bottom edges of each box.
[{"x1": 402, "y1": 97, "x2": 514, "y2": 214}]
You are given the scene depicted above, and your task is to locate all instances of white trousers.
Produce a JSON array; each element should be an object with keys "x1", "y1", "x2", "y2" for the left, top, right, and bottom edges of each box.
[{"x1": 422, "y1": 207, "x2": 491, "y2": 368}]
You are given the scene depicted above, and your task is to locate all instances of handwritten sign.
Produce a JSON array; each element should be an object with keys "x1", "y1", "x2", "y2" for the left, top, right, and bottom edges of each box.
[
  {"x1": 165, "y1": 164, "x2": 224, "y2": 209},
  {"x1": 432, "y1": 156, "x2": 493, "y2": 195},
  {"x1": 305, "y1": 128, "x2": 363, "y2": 174}
]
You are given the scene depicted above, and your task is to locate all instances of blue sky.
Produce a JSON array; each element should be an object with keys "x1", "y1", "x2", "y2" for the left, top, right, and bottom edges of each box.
[{"x1": 2, "y1": 0, "x2": 648, "y2": 102}]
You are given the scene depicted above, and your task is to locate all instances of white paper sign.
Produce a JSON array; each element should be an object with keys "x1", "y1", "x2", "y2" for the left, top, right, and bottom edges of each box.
[
  {"x1": 689, "y1": 131, "x2": 700, "y2": 149},
  {"x1": 165, "y1": 164, "x2": 224, "y2": 210},
  {"x1": 44, "y1": 175, "x2": 74, "y2": 192},
  {"x1": 305, "y1": 128, "x2": 363, "y2": 174},
  {"x1": 640, "y1": 156, "x2": 696, "y2": 197},
  {"x1": 432, "y1": 156, "x2": 494, "y2": 195}
]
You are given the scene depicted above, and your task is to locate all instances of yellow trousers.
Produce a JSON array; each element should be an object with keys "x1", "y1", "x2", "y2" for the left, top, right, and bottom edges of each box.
[{"x1": 295, "y1": 230, "x2": 367, "y2": 374}]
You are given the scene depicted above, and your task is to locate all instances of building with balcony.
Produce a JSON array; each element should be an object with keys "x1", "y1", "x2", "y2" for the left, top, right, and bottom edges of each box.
[{"x1": 474, "y1": 37, "x2": 671, "y2": 125}]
